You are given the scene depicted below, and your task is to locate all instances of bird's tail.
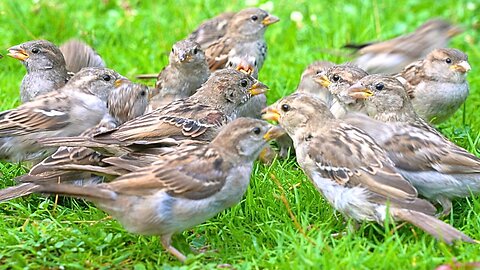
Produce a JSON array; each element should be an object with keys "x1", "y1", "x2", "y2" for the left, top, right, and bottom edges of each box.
[
  {"x1": 39, "y1": 137, "x2": 102, "y2": 148},
  {"x1": 135, "y1": 74, "x2": 158, "y2": 80},
  {"x1": 392, "y1": 208, "x2": 477, "y2": 244},
  {"x1": 0, "y1": 183, "x2": 40, "y2": 202},
  {"x1": 35, "y1": 183, "x2": 117, "y2": 202}
]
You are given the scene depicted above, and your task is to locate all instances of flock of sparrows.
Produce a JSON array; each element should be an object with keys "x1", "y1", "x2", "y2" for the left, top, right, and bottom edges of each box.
[{"x1": 0, "y1": 6, "x2": 478, "y2": 263}]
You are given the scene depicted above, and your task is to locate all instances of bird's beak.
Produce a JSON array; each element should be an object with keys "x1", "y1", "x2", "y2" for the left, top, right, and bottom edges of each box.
[
  {"x1": 447, "y1": 25, "x2": 463, "y2": 37},
  {"x1": 262, "y1": 15, "x2": 280, "y2": 26},
  {"x1": 451, "y1": 61, "x2": 471, "y2": 73},
  {"x1": 176, "y1": 53, "x2": 191, "y2": 63},
  {"x1": 249, "y1": 81, "x2": 269, "y2": 96},
  {"x1": 314, "y1": 75, "x2": 331, "y2": 88},
  {"x1": 263, "y1": 125, "x2": 285, "y2": 141},
  {"x1": 236, "y1": 63, "x2": 255, "y2": 76},
  {"x1": 114, "y1": 78, "x2": 129, "y2": 88},
  {"x1": 348, "y1": 82, "x2": 373, "y2": 99},
  {"x1": 262, "y1": 106, "x2": 281, "y2": 122},
  {"x1": 7, "y1": 45, "x2": 29, "y2": 61}
]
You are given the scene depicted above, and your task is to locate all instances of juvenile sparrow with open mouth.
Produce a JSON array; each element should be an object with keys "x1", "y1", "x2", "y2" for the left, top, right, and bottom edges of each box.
[
  {"x1": 396, "y1": 48, "x2": 471, "y2": 124},
  {"x1": 0, "y1": 67, "x2": 123, "y2": 162},
  {"x1": 8, "y1": 40, "x2": 70, "y2": 103},
  {"x1": 205, "y1": 7, "x2": 279, "y2": 72},
  {"x1": 263, "y1": 93, "x2": 476, "y2": 244},
  {"x1": 144, "y1": 39, "x2": 210, "y2": 112},
  {"x1": 313, "y1": 64, "x2": 369, "y2": 118},
  {"x1": 5, "y1": 118, "x2": 285, "y2": 262},
  {"x1": 344, "y1": 75, "x2": 480, "y2": 215},
  {"x1": 188, "y1": 11, "x2": 235, "y2": 49},
  {"x1": 40, "y1": 69, "x2": 268, "y2": 156},
  {"x1": 346, "y1": 19, "x2": 463, "y2": 74}
]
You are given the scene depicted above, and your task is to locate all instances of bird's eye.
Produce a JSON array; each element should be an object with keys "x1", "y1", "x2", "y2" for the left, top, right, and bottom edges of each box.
[
  {"x1": 31, "y1": 48, "x2": 40, "y2": 54},
  {"x1": 251, "y1": 15, "x2": 258, "y2": 21},
  {"x1": 171, "y1": 48, "x2": 175, "y2": 53},
  {"x1": 445, "y1": 58, "x2": 452, "y2": 64},
  {"x1": 254, "y1": 60, "x2": 257, "y2": 66},
  {"x1": 375, "y1": 82, "x2": 384, "y2": 90},
  {"x1": 102, "y1": 74, "x2": 111, "y2": 81},
  {"x1": 241, "y1": 79, "x2": 248, "y2": 87},
  {"x1": 316, "y1": 70, "x2": 322, "y2": 75},
  {"x1": 193, "y1": 48, "x2": 198, "y2": 54},
  {"x1": 140, "y1": 90, "x2": 146, "y2": 96},
  {"x1": 332, "y1": 74, "x2": 340, "y2": 82},
  {"x1": 252, "y1": 127, "x2": 261, "y2": 135},
  {"x1": 281, "y1": 104, "x2": 290, "y2": 112}
]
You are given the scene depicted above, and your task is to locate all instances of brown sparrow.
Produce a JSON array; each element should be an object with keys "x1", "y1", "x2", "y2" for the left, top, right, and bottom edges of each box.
[
  {"x1": 205, "y1": 7, "x2": 279, "y2": 72},
  {"x1": 263, "y1": 92, "x2": 476, "y2": 244},
  {"x1": 396, "y1": 48, "x2": 471, "y2": 124},
  {"x1": 346, "y1": 19, "x2": 463, "y2": 74},
  {"x1": 345, "y1": 74, "x2": 480, "y2": 215},
  {"x1": 0, "y1": 67, "x2": 123, "y2": 162},
  {"x1": 147, "y1": 39, "x2": 210, "y2": 112},
  {"x1": 4, "y1": 118, "x2": 285, "y2": 262},
  {"x1": 7, "y1": 40, "x2": 70, "y2": 103}
]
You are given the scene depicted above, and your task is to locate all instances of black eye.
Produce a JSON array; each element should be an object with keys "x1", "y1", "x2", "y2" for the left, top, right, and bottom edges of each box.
[
  {"x1": 254, "y1": 60, "x2": 257, "y2": 66},
  {"x1": 241, "y1": 79, "x2": 248, "y2": 87},
  {"x1": 332, "y1": 74, "x2": 340, "y2": 82},
  {"x1": 252, "y1": 127, "x2": 261, "y2": 135},
  {"x1": 316, "y1": 70, "x2": 322, "y2": 75},
  {"x1": 193, "y1": 48, "x2": 198, "y2": 54},
  {"x1": 31, "y1": 48, "x2": 40, "y2": 54},
  {"x1": 375, "y1": 82, "x2": 384, "y2": 90},
  {"x1": 445, "y1": 58, "x2": 452, "y2": 64},
  {"x1": 102, "y1": 74, "x2": 111, "y2": 81},
  {"x1": 251, "y1": 15, "x2": 258, "y2": 21},
  {"x1": 140, "y1": 90, "x2": 146, "y2": 96},
  {"x1": 281, "y1": 104, "x2": 290, "y2": 112},
  {"x1": 171, "y1": 48, "x2": 175, "y2": 53}
]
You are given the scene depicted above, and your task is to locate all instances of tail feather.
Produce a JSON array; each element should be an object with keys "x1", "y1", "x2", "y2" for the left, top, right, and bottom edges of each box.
[
  {"x1": 343, "y1": 42, "x2": 374, "y2": 50},
  {"x1": 60, "y1": 39, "x2": 106, "y2": 73},
  {"x1": 393, "y1": 208, "x2": 477, "y2": 244},
  {"x1": 0, "y1": 183, "x2": 40, "y2": 202},
  {"x1": 135, "y1": 74, "x2": 158, "y2": 80},
  {"x1": 35, "y1": 183, "x2": 117, "y2": 202}
]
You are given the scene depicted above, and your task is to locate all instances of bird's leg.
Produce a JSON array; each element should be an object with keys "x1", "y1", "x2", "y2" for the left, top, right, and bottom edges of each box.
[
  {"x1": 160, "y1": 234, "x2": 187, "y2": 263},
  {"x1": 331, "y1": 219, "x2": 359, "y2": 238},
  {"x1": 436, "y1": 196, "x2": 452, "y2": 217}
]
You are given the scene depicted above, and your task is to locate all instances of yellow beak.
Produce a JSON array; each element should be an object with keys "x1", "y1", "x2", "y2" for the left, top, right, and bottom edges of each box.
[
  {"x1": 451, "y1": 61, "x2": 471, "y2": 73},
  {"x1": 7, "y1": 46, "x2": 29, "y2": 61},
  {"x1": 314, "y1": 75, "x2": 331, "y2": 88},
  {"x1": 263, "y1": 125, "x2": 285, "y2": 141},
  {"x1": 348, "y1": 83, "x2": 373, "y2": 99},
  {"x1": 262, "y1": 15, "x2": 280, "y2": 26},
  {"x1": 262, "y1": 106, "x2": 281, "y2": 122},
  {"x1": 249, "y1": 81, "x2": 269, "y2": 96}
]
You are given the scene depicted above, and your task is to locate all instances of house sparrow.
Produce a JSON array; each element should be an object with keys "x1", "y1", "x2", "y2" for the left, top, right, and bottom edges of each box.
[
  {"x1": 59, "y1": 39, "x2": 106, "y2": 73},
  {"x1": 296, "y1": 61, "x2": 334, "y2": 96},
  {"x1": 205, "y1": 8, "x2": 279, "y2": 72},
  {"x1": 0, "y1": 67, "x2": 123, "y2": 162},
  {"x1": 147, "y1": 39, "x2": 210, "y2": 112},
  {"x1": 39, "y1": 69, "x2": 268, "y2": 155},
  {"x1": 262, "y1": 93, "x2": 476, "y2": 244},
  {"x1": 346, "y1": 19, "x2": 463, "y2": 74},
  {"x1": 8, "y1": 40, "x2": 70, "y2": 103},
  {"x1": 5, "y1": 118, "x2": 285, "y2": 262},
  {"x1": 188, "y1": 11, "x2": 235, "y2": 49},
  {"x1": 313, "y1": 64, "x2": 368, "y2": 118},
  {"x1": 345, "y1": 74, "x2": 480, "y2": 215},
  {"x1": 396, "y1": 48, "x2": 471, "y2": 124}
]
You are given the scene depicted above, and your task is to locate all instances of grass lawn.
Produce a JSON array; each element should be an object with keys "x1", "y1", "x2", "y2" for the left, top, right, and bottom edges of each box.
[{"x1": 0, "y1": 0, "x2": 479, "y2": 269}]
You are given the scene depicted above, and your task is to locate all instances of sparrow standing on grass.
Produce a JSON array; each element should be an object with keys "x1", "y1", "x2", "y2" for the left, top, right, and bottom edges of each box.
[
  {"x1": 147, "y1": 39, "x2": 210, "y2": 112},
  {"x1": 345, "y1": 75, "x2": 480, "y2": 215},
  {"x1": 6, "y1": 118, "x2": 285, "y2": 262},
  {"x1": 39, "y1": 69, "x2": 268, "y2": 155},
  {"x1": 396, "y1": 48, "x2": 471, "y2": 124},
  {"x1": 8, "y1": 40, "x2": 70, "y2": 103},
  {"x1": 0, "y1": 67, "x2": 123, "y2": 162},
  {"x1": 263, "y1": 93, "x2": 476, "y2": 244},
  {"x1": 205, "y1": 7, "x2": 279, "y2": 72},
  {"x1": 346, "y1": 19, "x2": 463, "y2": 74}
]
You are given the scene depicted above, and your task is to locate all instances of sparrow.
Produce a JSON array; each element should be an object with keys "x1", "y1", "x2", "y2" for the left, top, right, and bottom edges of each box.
[
  {"x1": 59, "y1": 38, "x2": 106, "y2": 73},
  {"x1": 296, "y1": 61, "x2": 334, "y2": 96},
  {"x1": 346, "y1": 19, "x2": 463, "y2": 74},
  {"x1": 7, "y1": 40, "x2": 70, "y2": 103},
  {"x1": 188, "y1": 11, "x2": 235, "y2": 49},
  {"x1": 395, "y1": 48, "x2": 471, "y2": 124},
  {"x1": 313, "y1": 64, "x2": 369, "y2": 118},
  {"x1": 205, "y1": 7, "x2": 279, "y2": 72},
  {"x1": 4, "y1": 118, "x2": 285, "y2": 262},
  {"x1": 147, "y1": 39, "x2": 210, "y2": 112},
  {"x1": 345, "y1": 74, "x2": 480, "y2": 215},
  {"x1": 0, "y1": 67, "x2": 123, "y2": 162},
  {"x1": 39, "y1": 69, "x2": 268, "y2": 156},
  {"x1": 263, "y1": 92, "x2": 476, "y2": 244}
]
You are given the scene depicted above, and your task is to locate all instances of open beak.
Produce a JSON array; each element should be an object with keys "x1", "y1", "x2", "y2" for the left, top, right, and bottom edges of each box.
[
  {"x1": 348, "y1": 82, "x2": 373, "y2": 99},
  {"x1": 7, "y1": 46, "x2": 29, "y2": 61},
  {"x1": 263, "y1": 125, "x2": 285, "y2": 141},
  {"x1": 236, "y1": 63, "x2": 255, "y2": 76},
  {"x1": 249, "y1": 81, "x2": 269, "y2": 96},
  {"x1": 262, "y1": 15, "x2": 280, "y2": 26},
  {"x1": 314, "y1": 75, "x2": 331, "y2": 88},
  {"x1": 262, "y1": 106, "x2": 281, "y2": 122},
  {"x1": 451, "y1": 61, "x2": 471, "y2": 73}
]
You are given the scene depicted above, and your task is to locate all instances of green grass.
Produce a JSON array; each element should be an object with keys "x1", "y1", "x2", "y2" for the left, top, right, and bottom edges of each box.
[{"x1": 1, "y1": 0, "x2": 480, "y2": 268}]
